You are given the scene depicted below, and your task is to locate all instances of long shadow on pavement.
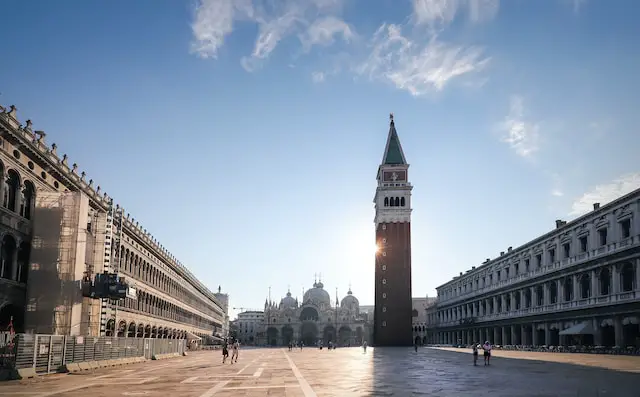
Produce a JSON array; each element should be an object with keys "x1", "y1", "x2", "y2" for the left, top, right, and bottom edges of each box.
[{"x1": 370, "y1": 347, "x2": 640, "y2": 397}]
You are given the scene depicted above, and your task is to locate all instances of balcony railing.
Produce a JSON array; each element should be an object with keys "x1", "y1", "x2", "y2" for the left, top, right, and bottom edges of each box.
[
  {"x1": 433, "y1": 290, "x2": 638, "y2": 328},
  {"x1": 439, "y1": 234, "x2": 640, "y2": 305}
]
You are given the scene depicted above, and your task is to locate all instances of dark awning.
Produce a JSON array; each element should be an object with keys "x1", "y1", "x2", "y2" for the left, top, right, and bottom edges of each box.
[{"x1": 559, "y1": 322, "x2": 595, "y2": 335}]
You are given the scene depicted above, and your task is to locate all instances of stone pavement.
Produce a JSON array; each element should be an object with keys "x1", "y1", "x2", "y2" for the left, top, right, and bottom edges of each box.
[{"x1": 0, "y1": 347, "x2": 639, "y2": 396}]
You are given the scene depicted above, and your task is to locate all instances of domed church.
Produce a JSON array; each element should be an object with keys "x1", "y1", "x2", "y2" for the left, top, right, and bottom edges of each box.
[{"x1": 259, "y1": 277, "x2": 372, "y2": 347}]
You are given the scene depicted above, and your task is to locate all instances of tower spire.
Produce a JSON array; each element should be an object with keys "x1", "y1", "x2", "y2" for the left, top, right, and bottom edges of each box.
[{"x1": 381, "y1": 113, "x2": 407, "y2": 165}]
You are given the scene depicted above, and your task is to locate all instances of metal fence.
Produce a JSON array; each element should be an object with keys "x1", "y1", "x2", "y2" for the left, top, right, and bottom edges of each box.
[{"x1": 3, "y1": 334, "x2": 186, "y2": 375}]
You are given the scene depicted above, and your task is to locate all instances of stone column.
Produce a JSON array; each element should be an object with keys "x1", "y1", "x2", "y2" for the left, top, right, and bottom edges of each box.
[
  {"x1": 544, "y1": 323, "x2": 551, "y2": 346},
  {"x1": 532, "y1": 324, "x2": 539, "y2": 346},
  {"x1": 591, "y1": 269, "x2": 599, "y2": 298},
  {"x1": 612, "y1": 265, "x2": 620, "y2": 294},
  {"x1": 511, "y1": 325, "x2": 518, "y2": 345},
  {"x1": 636, "y1": 259, "x2": 640, "y2": 291},
  {"x1": 573, "y1": 274, "x2": 580, "y2": 300},
  {"x1": 593, "y1": 318, "x2": 603, "y2": 346},
  {"x1": 501, "y1": 327, "x2": 508, "y2": 345},
  {"x1": 614, "y1": 316, "x2": 624, "y2": 347}
]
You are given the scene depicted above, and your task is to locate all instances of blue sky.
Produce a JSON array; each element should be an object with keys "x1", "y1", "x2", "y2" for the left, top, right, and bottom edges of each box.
[{"x1": 1, "y1": 0, "x2": 639, "y2": 319}]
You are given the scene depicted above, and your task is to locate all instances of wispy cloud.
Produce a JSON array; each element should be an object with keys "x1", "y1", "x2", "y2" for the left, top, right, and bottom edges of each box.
[
  {"x1": 550, "y1": 173, "x2": 564, "y2": 197},
  {"x1": 191, "y1": 0, "x2": 351, "y2": 70},
  {"x1": 356, "y1": 24, "x2": 490, "y2": 96},
  {"x1": 499, "y1": 96, "x2": 540, "y2": 158},
  {"x1": 571, "y1": 0, "x2": 587, "y2": 13},
  {"x1": 569, "y1": 172, "x2": 640, "y2": 216},
  {"x1": 311, "y1": 71, "x2": 326, "y2": 83},
  {"x1": 412, "y1": 0, "x2": 500, "y2": 27}
]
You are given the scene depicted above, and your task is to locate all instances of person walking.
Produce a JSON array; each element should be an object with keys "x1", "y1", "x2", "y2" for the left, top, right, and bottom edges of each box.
[
  {"x1": 472, "y1": 343, "x2": 479, "y2": 366},
  {"x1": 222, "y1": 341, "x2": 229, "y2": 364},
  {"x1": 231, "y1": 340, "x2": 239, "y2": 363},
  {"x1": 482, "y1": 341, "x2": 492, "y2": 366}
]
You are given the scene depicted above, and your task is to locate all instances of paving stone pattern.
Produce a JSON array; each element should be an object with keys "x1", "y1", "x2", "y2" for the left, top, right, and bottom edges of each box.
[{"x1": 0, "y1": 347, "x2": 639, "y2": 396}]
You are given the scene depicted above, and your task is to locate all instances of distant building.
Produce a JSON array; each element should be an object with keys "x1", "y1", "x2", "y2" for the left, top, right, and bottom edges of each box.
[
  {"x1": 259, "y1": 280, "x2": 371, "y2": 347},
  {"x1": 213, "y1": 286, "x2": 230, "y2": 339},
  {"x1": 234, "y1": 311, "x2": 264, "y2": 345}
]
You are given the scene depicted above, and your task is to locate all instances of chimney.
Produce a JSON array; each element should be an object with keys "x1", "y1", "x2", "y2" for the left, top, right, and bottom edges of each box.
[
  {"x1": 555, "y1": 219, "x2": 566, "y2": 229},
  {"x1": 508, "y1": 246, "x2": 512, "y2": 252},
  {"x1": 459, "y1": 272, "x2": 463, "y2": 276},
  {"x1": 472, "y1": 266, "x2": 476, "y2": 270},
  {"x1": 593, "y1": 203, "x2": 600, "y2": 210},
  {"x1": 500, "y1": 251, "x2": 504, "y2": 256}
]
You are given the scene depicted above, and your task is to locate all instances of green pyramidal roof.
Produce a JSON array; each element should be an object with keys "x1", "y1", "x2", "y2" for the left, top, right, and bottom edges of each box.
[{"x1": 382, "y1": 120, "x2": 407, "y2": 165}]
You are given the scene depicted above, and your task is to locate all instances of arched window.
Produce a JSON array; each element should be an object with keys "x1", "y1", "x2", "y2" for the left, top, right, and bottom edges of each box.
[
  {"x1": 620, "y1": 263, "x2": 635, "y2": 292},
  {"x1": 21, "y1": 181, "x2": 35, "y2": 219},
  {"x1": 563, "y1": 278, "x2": 573, "y2": 301},
  {"x1": 400, "y1": 197, "x2": 405, "y2": 207},
  {"x1": 394, "y1": 197, "x2": 400, "y2": 206},
  {"x1": 384, "y1": 197, "x2": 389, "y2": 207},
  {"x1": 580, "y1": 274, "x2": 590, "y2": 299},
  {"x1": 599, "y1": 268, "x2": 610, "y2": 295},
  {"x1": 389, "y1": 197, "x2": 395, "y2": 207},
  {"x1": 3, "y1": 170, "x2": 20, "y2": 212},
  {"x1": 536, "y1": 285, "x2": 544, "y2": 306},
  {"x1": 549, "y1": 281, "x2": 558, "y2": 303},
  {"x1": 0, "y1": 235, "x2": 17, "y2": 280}
]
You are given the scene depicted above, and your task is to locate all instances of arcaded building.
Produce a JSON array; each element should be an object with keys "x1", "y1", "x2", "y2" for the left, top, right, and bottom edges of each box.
[
  {"x1": 0, "y1": 103, "x2": 226, "y2": 340},
  {"x1": 426, "y1": 189, "x2": 640, "y2": 348}
]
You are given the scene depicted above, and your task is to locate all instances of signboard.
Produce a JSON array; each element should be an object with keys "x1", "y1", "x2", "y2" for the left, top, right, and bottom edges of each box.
[{"x1": 127, "y1": 287, "x2": 138, "y2": 300}]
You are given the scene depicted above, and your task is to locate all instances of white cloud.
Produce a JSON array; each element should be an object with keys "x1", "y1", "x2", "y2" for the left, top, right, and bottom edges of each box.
[
  {"x1": 569, "y1": 173, "x2": 640, "y2": 217},
  {"x1": 550, "y1": 173, "x2": 564, "y2": 197},
  {"x1": 299, "y1": 16, "x2": 355, "y2": 52},
  {"x1": 499, "y1": 96, "x2": 540, "y2": 158},
  {"x1": 356, "y1": 24, "x2": 490, "y2": 96},
  {"x1": 191, "y1": 0, "x2": 351, "y2": 70},
  {"x1": 311, "y1": 71, "x2": 326, "y2": 82},
  {"x1": 412, "y1": 0, "x2": 499, "y2": 27}
]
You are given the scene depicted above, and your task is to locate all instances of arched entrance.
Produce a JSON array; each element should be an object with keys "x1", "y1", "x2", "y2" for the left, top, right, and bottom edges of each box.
[
  {"x1": 117, "y1": 321, "x2": 127, "y2": 337},
  {"x1": 266, "y1": 327, "x2": 279, "y2": 346},
  {"x1": 355, "y1": 327, "x2": 363, "y2": 345},
  {"x1": 323, "y1": 325, "x2": 336, "y2": 345},
  {"x1": 338, "y1": 326, "x2": 352, "y2": 346},
  {"x1": 106, "y1": 319, "x2": 116, "y2": 336},
  {"x1": 282, "y1": 325, "x2": 294, "y2": 346},
  {"x1": 414, "y1": 335, "x2": 421, "y2": 345},
  {"x1": 299, "y1": 307, "x2": 319, "y2": 322},
  {"x1": 300, "y1": 321, "x2": 318, "y2": 346}
]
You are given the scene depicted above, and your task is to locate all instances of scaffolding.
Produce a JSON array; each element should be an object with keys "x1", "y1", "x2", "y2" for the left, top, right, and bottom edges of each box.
[
  {"x1": 27, "y1": 191, "x2": 83, "y2": 335},
  {"x1": 100, "y1": 200, "x2": 125, "y2": 336}
]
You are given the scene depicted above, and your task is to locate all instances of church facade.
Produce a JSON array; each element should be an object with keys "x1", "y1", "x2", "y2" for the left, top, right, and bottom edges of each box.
[
  {"x1": 259, "y1": 280, "x2": 371, "y2": 347},
  {"x1": 373, "y1": 114, "x2": 414, "y2": 346}
]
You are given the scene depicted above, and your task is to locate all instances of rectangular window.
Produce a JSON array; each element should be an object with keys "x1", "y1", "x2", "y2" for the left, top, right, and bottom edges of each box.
[
  {"x1": 535, "y1": 254, "x2": 542, "y2": 268},
  {"x1": 514, "y1": 263, "x2": 519, "y2": 275},
  {"x1": 598, "y1": 228, "x2": 608, "y2": 246},
  {"x1": 497, "y1": 270, "x2": 501, "y2": 281},
  {"x1": 548, "y1": 249, "x2": 555, "y2": 264},
  {"x1": 580, "y1": 236, "x2": 588, "y2": 252},
  {"x1": 505, "y1": 268, "x2": 510, "y2": 279},
  {"x1": 563, "y1": 243, "x2": 570, "y2": 258},
  {"x1": 621, "y1": 218, "x2": 631, "y2": 238},
  {"x1": 525, "y1": 259, "x2": 530, "y2": 272}
]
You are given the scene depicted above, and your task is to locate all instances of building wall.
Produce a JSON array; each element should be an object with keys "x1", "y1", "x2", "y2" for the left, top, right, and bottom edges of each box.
[
  {"x1": 235, "y1": 311, "x2": 264, "y2": 345},
  {"x1": 426, "y1": 189, "x2": 640, "y2": 347},
  {"x1": 374, "y1": 222, "x2": 413, "y2": 346},
  {"x1": 0, "y1": 103, "x2": 225, "y2": 338}
]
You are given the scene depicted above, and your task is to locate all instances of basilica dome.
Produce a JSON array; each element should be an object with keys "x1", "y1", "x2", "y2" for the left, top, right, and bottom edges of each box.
[
  {"x1": 340, "y1": 288, "x2": 359, "y2": 310},
  {"x1": 281, "y1": 290, "x2": 297, "y2": 309},
  {"x1": 303, "y1": 281, "x2": 331, "y2": 305}
]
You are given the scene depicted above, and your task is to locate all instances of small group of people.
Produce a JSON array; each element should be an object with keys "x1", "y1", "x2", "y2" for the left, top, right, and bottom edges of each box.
[
  {"x1": 471, "y1": 341, "x2": 493, "y2": 366},
  {"x1": 222, "y1": 339, "x2": 239, "y2": 364}
]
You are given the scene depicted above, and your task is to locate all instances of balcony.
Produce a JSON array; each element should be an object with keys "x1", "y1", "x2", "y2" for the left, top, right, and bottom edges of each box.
[
  {"x1": 434, "y1": 290, "x2": 639, "y2": 328},
  {"x1": 439, "y1": 234, "x2": 640, "y2": 306}
]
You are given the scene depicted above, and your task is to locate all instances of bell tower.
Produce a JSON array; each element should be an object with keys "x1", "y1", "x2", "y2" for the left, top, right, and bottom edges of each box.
[{"x1": 373, "y1": 114, "x2": 413, "y2": 347}]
